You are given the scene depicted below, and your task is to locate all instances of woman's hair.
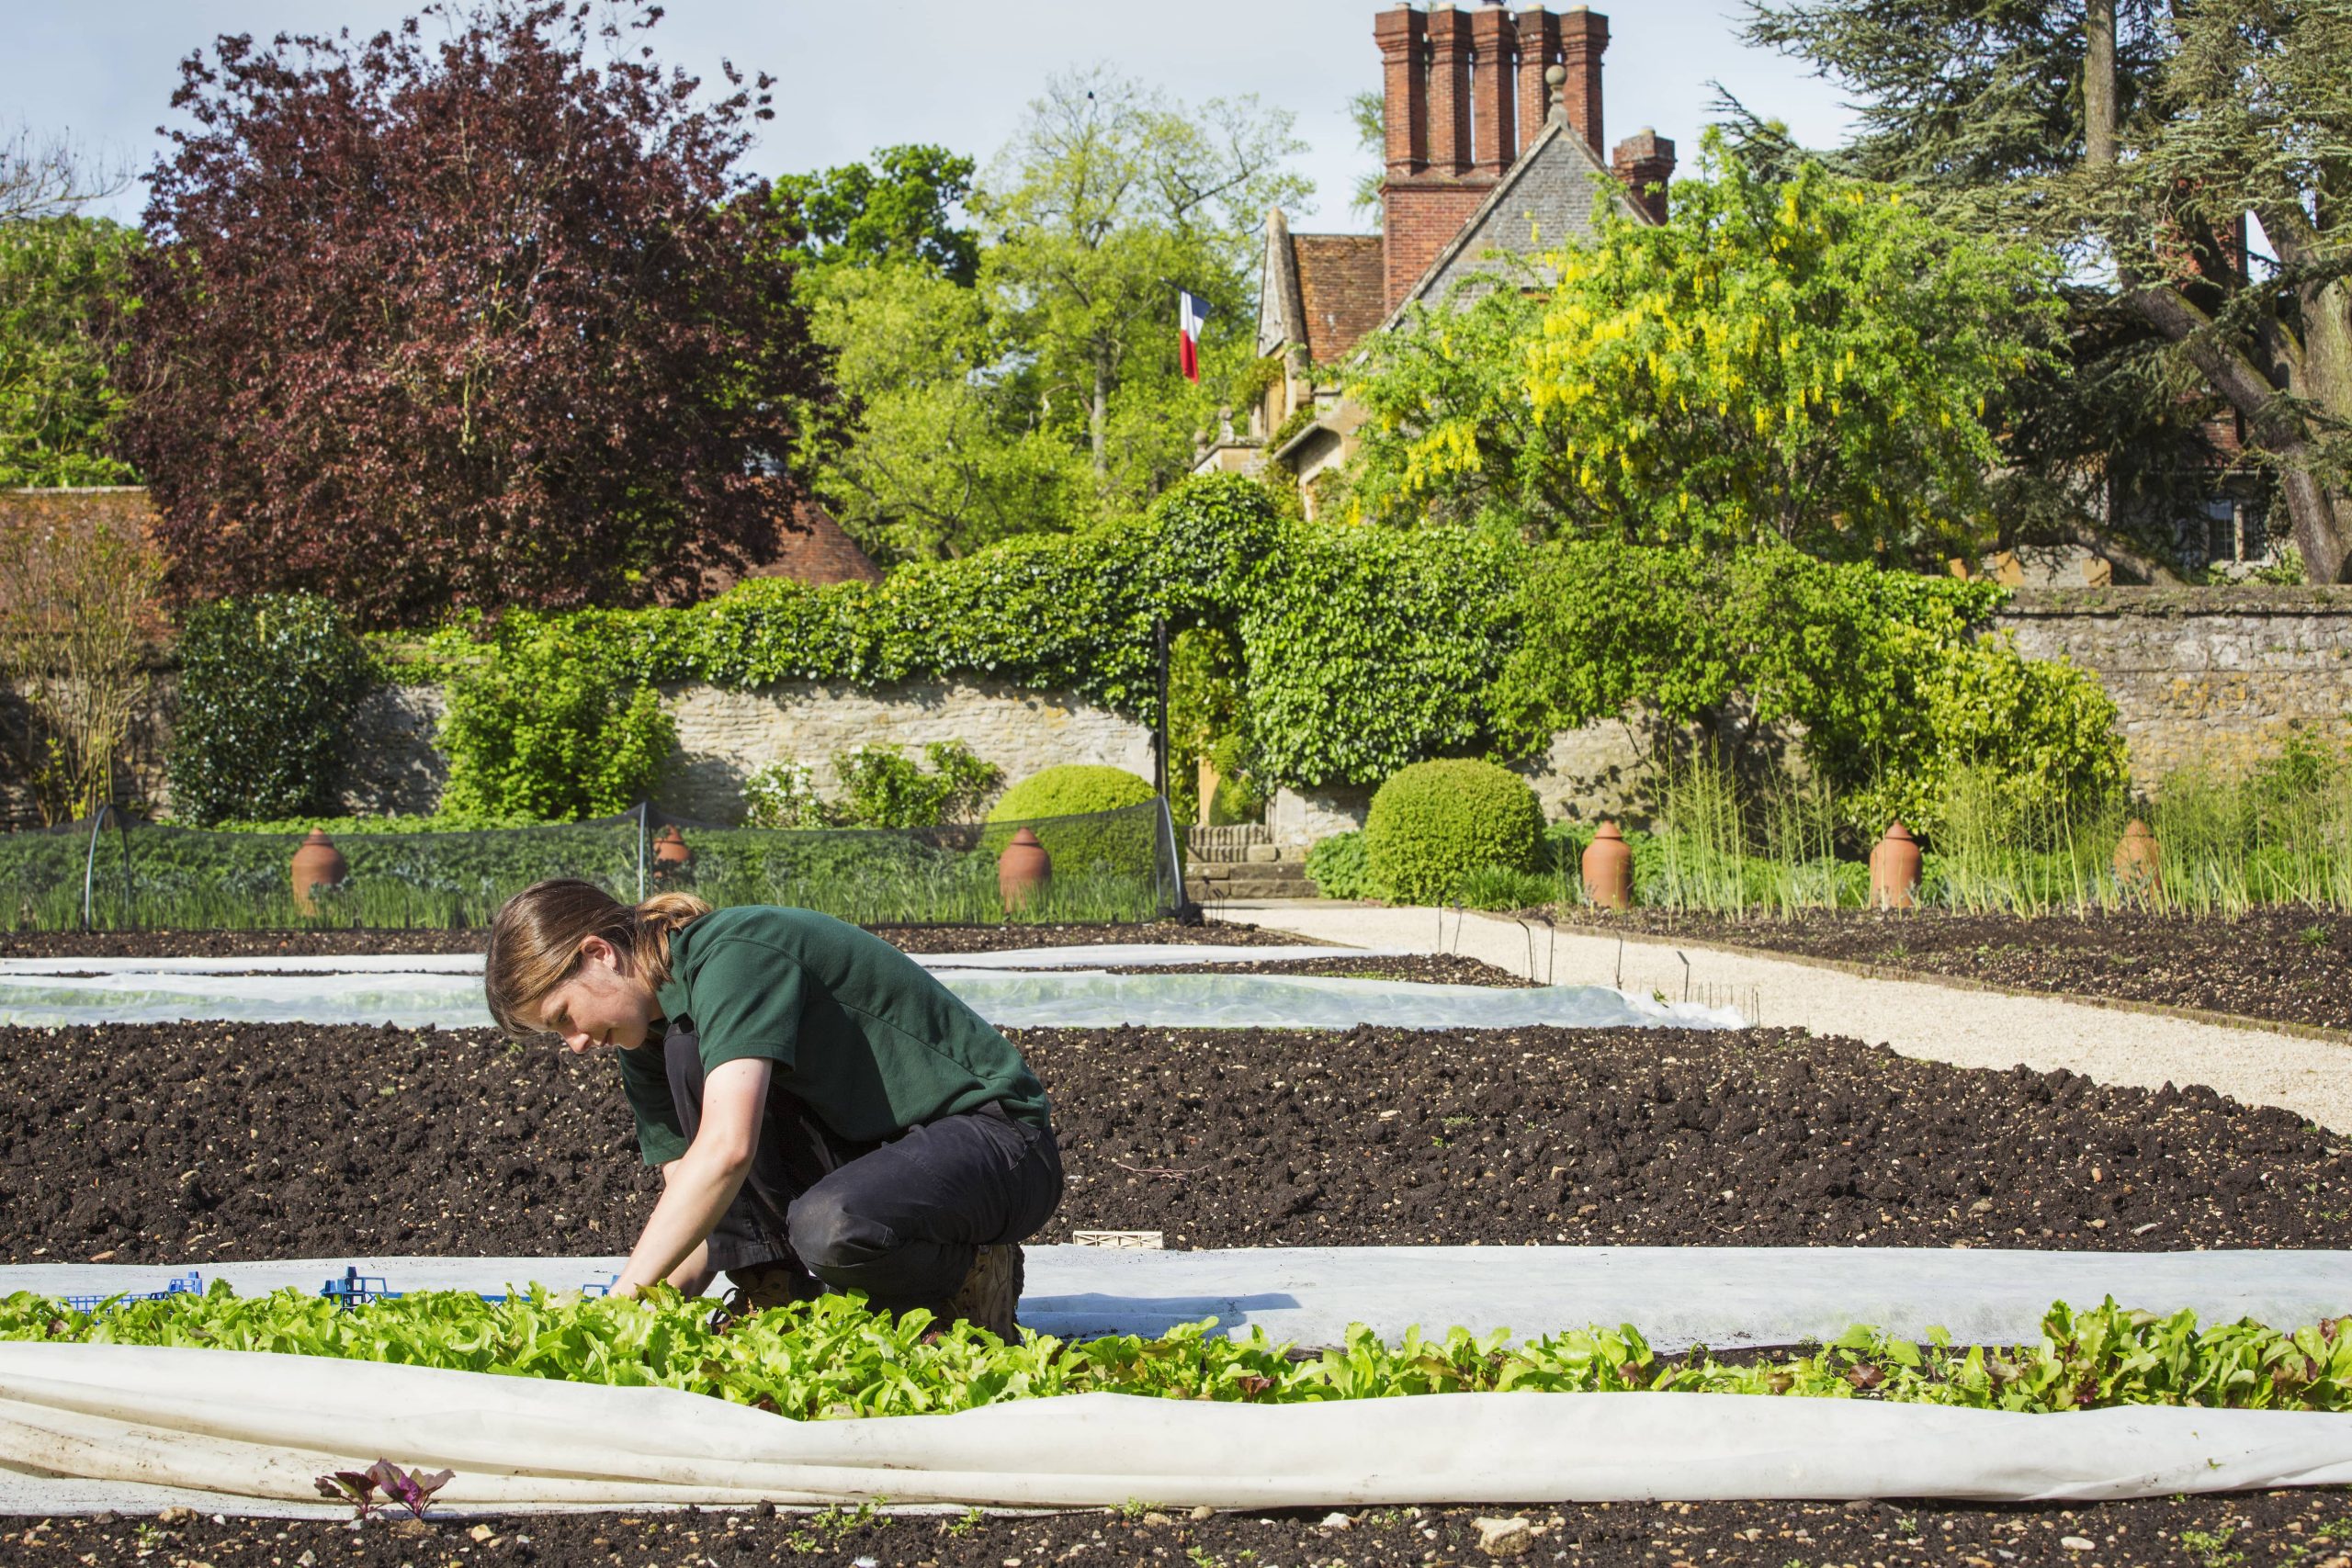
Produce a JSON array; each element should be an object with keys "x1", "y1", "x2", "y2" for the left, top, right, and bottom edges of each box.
[{"x1": 483, "y1": 879, "x2": 711, "y2": 1036}]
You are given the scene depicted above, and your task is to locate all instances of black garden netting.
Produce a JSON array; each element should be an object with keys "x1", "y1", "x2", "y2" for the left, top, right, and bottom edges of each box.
[{"x1": 0, "y1": 799, "x2": 1183, "y2": 931}]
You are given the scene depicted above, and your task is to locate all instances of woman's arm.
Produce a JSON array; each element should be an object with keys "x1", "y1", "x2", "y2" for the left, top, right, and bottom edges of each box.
[
  {"x1": 661, "y1": 1236, "x2": 713, "y2": 1296},
  {"x1": 613, "y1": 1057, "x2": 770, "y2": 1296}
]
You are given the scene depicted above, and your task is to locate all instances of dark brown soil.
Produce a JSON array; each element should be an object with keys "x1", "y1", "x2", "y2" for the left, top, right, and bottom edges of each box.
[
  {"x1": 8, "y1": 1020, "x2": 2346, "y2": 1266},
  {"x1": 1106, "y1": 953, "x2": 1529, "y2": 986},
  {"x1": 887, "y1": 920, "x2": 1312, "y2": 954},
  {"x1": 0, "y1": 928, "x2": 490, "y2": 958},
  {"x1": 1577, "y1": 907, "x2": 2352, "y2": 1034},
  {"x1": 0, "y1": 920, "x2": 1298, "y2": 961},
  {"x1": 12, "y1": 1491, "x2": 2352, "y2": 1567},
  {"x1": 1033, "y1": 1023, "x2": 2349, "y2": 1248}
]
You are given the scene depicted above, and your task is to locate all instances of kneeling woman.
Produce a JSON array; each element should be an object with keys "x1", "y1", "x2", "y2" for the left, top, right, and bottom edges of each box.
[{"x1": 484, "y1": 881, "x2": 1061, "y2": 1337}]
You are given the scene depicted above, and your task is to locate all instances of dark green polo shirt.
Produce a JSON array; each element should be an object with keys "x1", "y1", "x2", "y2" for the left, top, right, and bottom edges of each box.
[{"x1": 615, "y1": 904, "x2": 1050, "y2": 1166}]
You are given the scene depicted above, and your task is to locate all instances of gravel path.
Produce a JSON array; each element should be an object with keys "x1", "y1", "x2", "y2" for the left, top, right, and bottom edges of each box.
[{"x1": 1214, "y1": 902, "x2": 2352, "y2": 1136}]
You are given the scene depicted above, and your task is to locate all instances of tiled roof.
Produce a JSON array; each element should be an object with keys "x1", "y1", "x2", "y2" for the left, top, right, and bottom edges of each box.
[
  {"x1": 695, "y1": 498, "x2": 883, "y2": 599},
  {"x1": 1290, "y1": 234, "x2": 1385, "y2": 367}
]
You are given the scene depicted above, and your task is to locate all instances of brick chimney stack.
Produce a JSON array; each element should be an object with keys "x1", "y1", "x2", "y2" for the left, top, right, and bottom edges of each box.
[
  {"x1": 1611, "y1": 127, "x2": 1677, "y2": 224},
  {"x1": 1513, "y1": 7, "x2": 1562, "y2": 160},
  {"x1": 1425, "y1": 7, "x2": 1473, "y2": 174},
  {"x1": 1468, "y1": 4, "x2": 1514, "y2": 175},
  {"x1": 1374, "y1": 6, "x2": 1428, "y2": 180},
  {"x1": 1380, "y1": 4, "x2": 1616, "y2": 312},
  {"x1": 1555, "y1": 7, "x2": 1608, "y2": 160}
]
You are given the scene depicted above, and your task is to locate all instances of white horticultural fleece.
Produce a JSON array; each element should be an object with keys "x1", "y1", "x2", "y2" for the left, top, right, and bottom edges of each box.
[
  {"x1": 1214, "y1": 903, "x2": 2352, "y2": 1136},
  {"x1": 4, "y1": 1343, "x2": 2352, "y2": 1514}
]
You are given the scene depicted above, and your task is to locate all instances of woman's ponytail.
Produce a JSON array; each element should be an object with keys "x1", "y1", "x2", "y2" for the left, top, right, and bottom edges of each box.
[
  {"x1": 628, "y1": 890, "x2": 713, "y2": 986},
  {"x1": 484, "y1": 880, "x2": 711, "y2": 1036}
]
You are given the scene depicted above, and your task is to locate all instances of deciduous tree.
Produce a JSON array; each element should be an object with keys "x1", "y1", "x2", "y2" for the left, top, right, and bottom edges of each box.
[
  {"x1": 800, "y1": 261, "x2": 1093, "y2": 561},
  {"x1": 772, "y1": 143, "x2": 979, "y2": 284},
  {"x1": 1350, "y1": 136, "x2": 2060, "y2": 561},
  {"x1": 978, "y1": 68, "x2": 1309, "y2": 491},
  {"x1": 120, "y1": 3, "x2": 830, "y2": 626},
  {"x1": 0, "y1": 217, "x2": 140, "y2": 487}
]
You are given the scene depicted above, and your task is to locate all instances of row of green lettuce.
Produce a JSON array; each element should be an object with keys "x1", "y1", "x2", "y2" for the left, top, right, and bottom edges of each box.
[
  {"x1": 0, "y1": 804, "x2": 1170, "y2": 931},
  {"x1": 169, "y1": 474, "x2": 2121, "y2": 837},
  {"x1": 10, "y1": 1286, "x2": 2348, "y2": 1419}
]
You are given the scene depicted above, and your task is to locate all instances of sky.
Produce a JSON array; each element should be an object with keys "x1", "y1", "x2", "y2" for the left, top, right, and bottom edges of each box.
[{"x1": 10, "y1": 0, "x2": 1860, "y2": 230}]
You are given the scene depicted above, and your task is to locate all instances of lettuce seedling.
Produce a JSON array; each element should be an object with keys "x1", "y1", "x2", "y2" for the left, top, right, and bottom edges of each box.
[
  {"x1": 312, "y1": 1461, "x2": 453, "y2": 1520},
  {"x1": 312, "y1": 1469, "x2": 379, "y2": 1518},
  {"x1": 370, "y1": 1459, "x2": 455, "y2": 1519}
]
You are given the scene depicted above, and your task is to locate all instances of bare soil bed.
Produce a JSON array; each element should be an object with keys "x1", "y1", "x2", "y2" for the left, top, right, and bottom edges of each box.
[
  {"x1": 8, "y1": 1018, "x2": 2346, "y2": 1266},
  {"x1": 1576, "y1": 907, "x2": 2352, "y2": 1034},
  {"x1": 16, "y1": 1491, "x2": 2351, "y2": 1568},
  {"x1": 0, "y1": 919, "x2": 1299, "y2": 961},
  {"x1": 1106, "y1": 953, "x2": 1528, "y2": 986}
]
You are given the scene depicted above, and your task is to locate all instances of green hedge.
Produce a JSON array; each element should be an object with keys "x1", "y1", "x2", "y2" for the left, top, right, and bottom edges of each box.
[
  {"x1": 402, "y1": 476, "x2": 1276, "y2": 723},
  {"x1": 1237, "y1": 524, "x2": 1520, "y2": 788},
  {"x1": 345, "y1": 475, "x2": 2124, "y2": 828},
  {"x1": 1364, "y1": 759, "x2": 1544, "y2": 904},
  {"x1": 1490, "y1": 541, "x2": 2125, "y2": 835},
  {"x1": 382, "y1": 478, "x2": 1522, "y2": 798}
]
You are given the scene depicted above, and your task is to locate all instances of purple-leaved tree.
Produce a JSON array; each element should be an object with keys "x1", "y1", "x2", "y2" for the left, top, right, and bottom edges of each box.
[{"x1": 122, "y1": 2, "x2": 829, "y2": 625}]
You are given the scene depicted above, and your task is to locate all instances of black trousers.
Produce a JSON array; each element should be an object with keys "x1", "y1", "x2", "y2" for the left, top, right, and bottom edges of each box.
[{"x1": 661, "y1": 1021, "x2": 1064, "y2": 1313}]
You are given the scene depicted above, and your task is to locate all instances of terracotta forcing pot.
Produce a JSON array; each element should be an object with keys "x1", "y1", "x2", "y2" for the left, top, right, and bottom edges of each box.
[
  {"x1": 998, "y1": 827, "x2": 1051, "y2": 915},
  {"x1": 290, "y1": 829, "x2": 347, "y2": 917},
  {"x1": 1580, "y1": 820, "x2": 1634, "y2": 910},
  {"x1": 651, "y1": 825, "x2": 695, "y2": 883},
  {"x1": 2113, "y1": 818, "x2": 2161, "y2": 895},
  {"x1": 1869, "y1": 822, "x2": 1921, "y2": 910}
]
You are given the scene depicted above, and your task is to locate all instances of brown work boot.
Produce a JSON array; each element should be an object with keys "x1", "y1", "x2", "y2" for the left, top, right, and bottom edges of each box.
[
  {"x1": 723, "y1": 1261, "x2": 828, "y2": 1316},
  {"x1": 944, "y1": 1243, "x2": 1023, "y2": 1340}
]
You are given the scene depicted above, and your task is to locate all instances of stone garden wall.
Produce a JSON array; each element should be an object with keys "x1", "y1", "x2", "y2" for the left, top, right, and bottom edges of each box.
[
  {"x1": 1994, "y1": 586, "x2": 2352, "y2": 784},
  {"x1": 6, "y1": 586, "x2": 2344, "y2": 833},
  {"x1": 334, "y1": 679, "x2": 1154, "y2": 824},
  {"x1": 1267, "y1": 587, "x2": 2352, "y2": 847}
]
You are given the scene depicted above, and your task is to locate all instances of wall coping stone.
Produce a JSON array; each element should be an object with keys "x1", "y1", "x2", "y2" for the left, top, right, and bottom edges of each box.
[{"x1": 1998, "y1": 585, "x2": 2352, "y2": 617}]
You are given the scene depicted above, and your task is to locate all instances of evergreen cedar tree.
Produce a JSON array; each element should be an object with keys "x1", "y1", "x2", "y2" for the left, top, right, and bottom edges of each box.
[
  {"x1": 1740, "y1": 0, "x2": 2352, "y2": 582},
  {"x1": 120, "y1": 3, "x2": 832, "y2": 626}
]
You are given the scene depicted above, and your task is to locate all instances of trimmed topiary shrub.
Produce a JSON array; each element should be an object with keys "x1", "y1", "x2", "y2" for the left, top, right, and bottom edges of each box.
[
  {"x1": 983, "y1": 764, "x2": 1159, "y2": 884},
  {"x1": 167, "y1": 593, "x2": 372, "y2": 826},
  {"x1": 987, "y1": 764, "x2": 1156, "y2": 823},
  {"x1": 1304, "y1": 829, "x2": 1372, "y2": 900},
  {"x1": 1363, "y1": 759, "x2": 1543, "y2": 904}
]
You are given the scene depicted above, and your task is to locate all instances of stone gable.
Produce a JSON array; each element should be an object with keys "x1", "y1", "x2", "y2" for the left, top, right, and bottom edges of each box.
[{"x1": 1400, "y1": 124, "x2": 1642, "y2": 313}]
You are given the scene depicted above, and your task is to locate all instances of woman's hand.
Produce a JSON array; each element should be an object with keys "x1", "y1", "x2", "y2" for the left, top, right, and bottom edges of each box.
[{"x1": 613, "y1": 1058, "x2": 771, "y2": 1294}]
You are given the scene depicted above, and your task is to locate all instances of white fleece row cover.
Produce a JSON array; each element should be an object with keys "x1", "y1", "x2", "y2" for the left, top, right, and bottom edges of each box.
[
  {"x1": 0, "y1": 969, "x2": 1744, "y2": 1032},
  {"x1": 2, "y1": 1343, "x2": 2350, "y2": 1512}
]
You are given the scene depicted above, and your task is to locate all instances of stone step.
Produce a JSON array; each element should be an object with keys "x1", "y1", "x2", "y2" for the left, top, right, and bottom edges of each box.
[
  {"x1": 1186, "y1": 863, "x2": 1317, "y2": 902},
  {"x1": 1192, "y1": 859, "x2": 1314, "y2": 882},
  {"x1": 1188, "y1": 842, "x2": 1306, "y2": 864}
]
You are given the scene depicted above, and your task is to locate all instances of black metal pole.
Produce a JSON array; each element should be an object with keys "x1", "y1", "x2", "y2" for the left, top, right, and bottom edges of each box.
[{"x1": 1153, "y1": 615, "x2": 1170, "y2": 802}]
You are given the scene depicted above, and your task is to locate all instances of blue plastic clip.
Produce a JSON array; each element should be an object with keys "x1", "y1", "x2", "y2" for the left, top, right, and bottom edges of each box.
[
  {"x1": 321, "y1": 1266, "x2": 401, "y2": 1309},
  {"x1": 61, "y1": 1269, "x2": 202, "y2": 1314},
  {"x1": 313, "y1": 1269, "x2": 621, "y2": 1311}
]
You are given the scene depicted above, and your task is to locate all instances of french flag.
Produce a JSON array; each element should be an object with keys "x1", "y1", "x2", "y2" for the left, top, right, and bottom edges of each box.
[{"x1": 1178, "y1": 289, "x2": 1210, "y2": 383}]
